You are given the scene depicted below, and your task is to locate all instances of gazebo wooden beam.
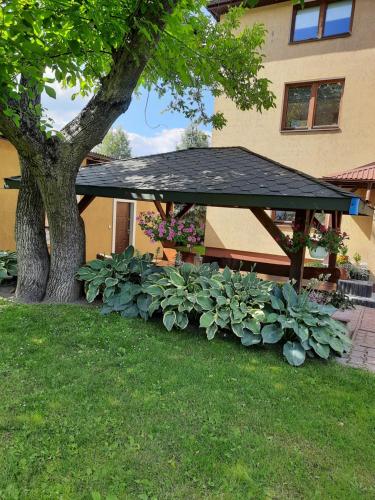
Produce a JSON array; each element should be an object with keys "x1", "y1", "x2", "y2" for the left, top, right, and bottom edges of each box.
[
  {"x1": 249, "y1": 208, "x2": 292, "y2": 258},
  {"x1": 289, "y1": 209, "x2": 315, "y2": 291},
  {"x1": 78, "y1": 195, "x2": 95, "y2": 214},
  {"x1": 176, "y1": 203, "x2": 195, "y2": 220},
  {"x1": 153, "y1": 201, "x2": 167, "y2": 220},
  {"x1": 166, "y1": 202, "x2": 174, "y2": 217}
]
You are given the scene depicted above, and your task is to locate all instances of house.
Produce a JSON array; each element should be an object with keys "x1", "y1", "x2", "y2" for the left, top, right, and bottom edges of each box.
[
  {"x1": 0, "y1": 137, "x2": 160, "y2": 260},
  {"x1": 206, "y1": 0, "x2": 375, "y2": 275}
]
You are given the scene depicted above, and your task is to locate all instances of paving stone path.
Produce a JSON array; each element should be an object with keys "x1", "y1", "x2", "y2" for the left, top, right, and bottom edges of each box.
[{"x1": 337, "y1": 307, "x2": 375, "y2": 373}]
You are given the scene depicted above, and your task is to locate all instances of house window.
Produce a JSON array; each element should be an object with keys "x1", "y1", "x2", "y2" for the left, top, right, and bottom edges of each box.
[
  {"x1": 282, "y1": 80, "x2": 344, "y2": 131},
  {"x1": 291, "y1": 0, "x2": 354, "y2": 43},
  {"x1": 273, "y1": 211, "x2": 295, "y2": 225}
]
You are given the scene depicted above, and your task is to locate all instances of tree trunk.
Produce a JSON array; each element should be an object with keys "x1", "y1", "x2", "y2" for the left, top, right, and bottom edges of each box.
[
  {"x1": 15, "y1": 158, "x2": 50, "y2": 302},
  {"x1": 41, "y1": 166, "x2": 86, "y2": 303}
]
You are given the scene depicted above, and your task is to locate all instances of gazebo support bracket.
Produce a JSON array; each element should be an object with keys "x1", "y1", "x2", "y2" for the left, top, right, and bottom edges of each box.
[
  {"x1": 249, "y1": 208, "x2": 292, "y2": 258},
  {"x1": 78, "y1": 195, "x2": 96, "y2": 214}
]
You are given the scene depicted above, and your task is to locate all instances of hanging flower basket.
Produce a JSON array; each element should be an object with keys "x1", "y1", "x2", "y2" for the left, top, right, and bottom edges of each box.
[
  {"x1": 137, "y1": 211, "x2": 205, "y2": 249},
  {"x1": 161, "y1": 241, "x2": 176, "y2": 249},
  {"x1": 309, "y1": 245, "x2": 328, "y2": 259}
]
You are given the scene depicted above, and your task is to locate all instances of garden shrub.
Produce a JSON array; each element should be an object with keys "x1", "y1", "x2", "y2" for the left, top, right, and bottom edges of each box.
[
  {"x1": 256, "y1": 282, "x2": 351, "y2": 366},
  {"x1": 76, "y1": 246, "x2": 160, "y2": 318},
  {"x1": 144, "y1": 262, "x2": 220, "y2": 331},
  {"x1": 79, "y1": 248, "x2": 351, "y2": 367},
  {"x1": 0, "y1": 251, "x2": 17, "y2": 283}
]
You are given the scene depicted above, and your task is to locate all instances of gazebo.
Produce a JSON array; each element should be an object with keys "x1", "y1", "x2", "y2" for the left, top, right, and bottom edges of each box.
[{"x1": 5, "y1": 147, "x2": 372, "y2": 291}]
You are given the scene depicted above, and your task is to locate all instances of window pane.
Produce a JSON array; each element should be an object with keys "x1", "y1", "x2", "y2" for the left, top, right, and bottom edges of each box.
[
  {"x1": 293, "y1": 6, "x2": 320, "y2": 41},
  {"x1": 285, "y1": 86, "x2": 311, "y2": 129},
  {"x1": 275, "y1": 211, "x2": 295, "y2": 224},
  {"x1": 314, "y1": 82, "x2": 343, "y2": 127},
  {"x1": 324, "y1": 0, "x2": 353, "y2": 37}
]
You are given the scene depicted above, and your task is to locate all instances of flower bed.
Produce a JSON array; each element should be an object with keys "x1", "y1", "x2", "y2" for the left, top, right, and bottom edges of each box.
[{"x1": 77, "y1": 247, "x2": 351, "y2": 367}]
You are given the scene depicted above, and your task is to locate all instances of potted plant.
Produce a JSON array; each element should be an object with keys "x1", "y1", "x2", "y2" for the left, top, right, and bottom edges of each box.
[
  {"x1": 308, "y1": 226, "x2": 349, "y2": 259},
  {"x1": 137, "y1": 211, "x2": 205, "y2": 262},
  {"x1": 277, "y1": 224, "x2": 310, "y2": 254},
  {"x1": 337, "y1": 245, "x2": 350, "y2": 279}
]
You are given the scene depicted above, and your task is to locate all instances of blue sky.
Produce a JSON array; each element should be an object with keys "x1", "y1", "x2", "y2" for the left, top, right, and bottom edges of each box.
[{"x1": 43, "y1": 85, "x2": 213, "y2": 157}]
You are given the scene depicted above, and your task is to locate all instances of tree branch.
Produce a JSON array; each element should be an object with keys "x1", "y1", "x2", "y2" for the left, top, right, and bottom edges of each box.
[{"x1": 61, "y1": 0, "x2": 179, "y2": 163}]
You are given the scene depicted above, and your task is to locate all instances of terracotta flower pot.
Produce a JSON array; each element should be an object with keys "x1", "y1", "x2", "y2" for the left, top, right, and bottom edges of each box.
[
  {"x1": 339, "y1": 267, "x2": 350, "y2": 280},
  {"x1": 162, "y1": 241, "x2": 176, "y2": 249},
  {"x1": 180, "y1": 251, "x2": 195, "y2": 264}
]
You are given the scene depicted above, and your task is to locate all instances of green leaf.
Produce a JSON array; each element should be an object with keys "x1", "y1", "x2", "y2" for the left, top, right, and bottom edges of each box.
[
  {"x1": 123, "y1": 246, "x2": 135, "y2": 259},
  {"x1": 45, "y1": 85, "x2": 56, "y2": 99},
  {"x1": 163, "y1": 310, "x2": 176, "y2": 331},
  {"x1": 265, "y1": 312, "x2": 278, "y2": 323},
  {"x1": 200, "y1": 311, "x2": 215, "y2": 329},
  {"x1": 222, "y1": 266, "x2": 232, "y2": 281},
  {"x1": 243, "y1": 318, "x2": 260, "y2": 334},
  {"x1": 105, "y1": 277, "x2": 119, "y2": 287},
  {"x1": 137, "y1": 294, "x2": 151, "y2": 312},
  {"x1": 121, "y1": 304, "x2": 139, "y2": 319},
  {"x1": 196, "y1": 294, "x2": 214, "y2": 310},
  {"x1": 241, "y1": 330, "x2": 261, "y2": 347},
  {"x1": 295, "y1": 324, "x2": 309, "y2": 343},
  {"x1": 270, "y1": 294, "x2": 284, "y2": 311},
  {"x1": 86, "y1": 283, "x2": 100, "y2": 303},
  {"x1": 329, "y1": 337, "x2": 345, "y2": 355},
  {"x1": 309, "y1": 338, "x2": 330, "y2": 359},
  {"x1": 148, "y1": 300, "x2": 160, "y2": 317},
  {"x1": 311, "y1": 327, "x2": 331, "y2": 345},
  {"x1": 261, "y1": 324, "x2": 284, "y2": 344},
  {"x1": 169, "y1": 270, "x2": 185, "y2": 287},
  {"x1": 175, "y1": 312, "x2": 189, "y2": 330},
  {"x1": 283, "y1": 341, "x2": 306, "y2": 366},
  {"x1": 206, "y1": 323, "x2": 218, "y2": 340},
  {"x1": 88, "y1": 259, "x2": 105, "y2": 270},
  {"x1": 231, "y1": 322, "x2": 244, "y2": 338},
  {"x1": 282, "y1": 282, "x2": 298, "y2": 307}
]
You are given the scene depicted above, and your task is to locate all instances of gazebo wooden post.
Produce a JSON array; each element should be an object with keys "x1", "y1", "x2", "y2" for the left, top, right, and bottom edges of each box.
[
  {"x1": 166, "y1": 202, "x2": 174, "y2": 217},
  {"x1": 328, "y1": 211, "x2": 342, "y2": 270},
  {"x1": 289, "y1": 209, "x2": 314, "y2": 291}
]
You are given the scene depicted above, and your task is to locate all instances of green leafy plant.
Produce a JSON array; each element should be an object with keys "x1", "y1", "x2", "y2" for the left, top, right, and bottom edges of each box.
[
  {"x1": 353, "y1": 252, "x2": 361, "y2": 265},
  {"x1": 144, "y1": 262, "x2": 220, "y2": 331},
  {"x1": 249, "y1": 282, "x2": 351, "y2": 366},
  {"x1": 197, "y1": 267, "x2": 275, "y2": 342},
  {"x1": 0, "y1": 251, "x2": 17, "y2": 283},
  {"x1": 76, "y1": 246, "x2": 157, "y2": 305}
]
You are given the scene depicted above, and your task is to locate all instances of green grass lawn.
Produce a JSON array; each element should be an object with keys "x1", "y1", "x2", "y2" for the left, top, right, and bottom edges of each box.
[{"x1": 0, "y1": 300, "x2": 374, "y2": 499}]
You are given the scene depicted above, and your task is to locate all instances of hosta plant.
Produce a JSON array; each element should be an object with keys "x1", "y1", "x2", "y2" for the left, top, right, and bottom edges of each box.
[
  {"x1": 248, "y1": 282, "x2": 351, "y2": 366},
  {"x1": 76, "y1": 246, "x2": 158, "y2": 305},
  {"x1": 197, "y1": 267, "x2": 275, "y2": 341},
  {"x1": 0, "y1": 251, "x2": 17, "y2": 283},
  {"x1": 144, "y1": 262, "x2": 220, "y2": 331}
]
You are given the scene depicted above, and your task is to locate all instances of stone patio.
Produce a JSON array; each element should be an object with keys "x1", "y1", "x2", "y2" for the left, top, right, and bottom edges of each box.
[{"x1": 337, "y1": 306, "x2": 375, "y2": 372}]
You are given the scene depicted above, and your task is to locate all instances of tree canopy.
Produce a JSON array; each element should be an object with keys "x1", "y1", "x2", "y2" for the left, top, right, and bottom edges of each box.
[
  {"x1": 0, "y1": 0, "x2": 275, "y2": 145},
  {"x1": 176, "y1": 123, "x2": 210, "y2": 150},
  {"x1": 95, "y1": 127, "x2": 132, "y2": 159}
]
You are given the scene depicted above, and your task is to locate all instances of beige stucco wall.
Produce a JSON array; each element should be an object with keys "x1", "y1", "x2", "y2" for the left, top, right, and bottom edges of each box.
[
  {"x1": 0, "y1": 140, "x2": 159, "y2": 261},
  {"x1": 206, "y1": 0, "x2": 375, "y2": 274},
  {"x1": 0, "y1": 138, "x2": 19, "y2": 250}
]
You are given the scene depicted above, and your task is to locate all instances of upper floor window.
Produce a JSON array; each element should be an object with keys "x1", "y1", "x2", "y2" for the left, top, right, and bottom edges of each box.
[
  {"x1": 291, "y1": 0, "x2": 354, "y2": 43},
  {"x1": 282, "y1": 80, "x2": 344, "y2": 131}
]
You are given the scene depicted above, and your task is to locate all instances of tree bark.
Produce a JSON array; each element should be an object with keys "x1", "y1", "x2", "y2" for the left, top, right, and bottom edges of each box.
[
  {"x1": 15, "y1": 158, "x2": 50, "y2": 302},
  {"x1": 41, "y1": 164, "x2": 86, "y2": 303}
]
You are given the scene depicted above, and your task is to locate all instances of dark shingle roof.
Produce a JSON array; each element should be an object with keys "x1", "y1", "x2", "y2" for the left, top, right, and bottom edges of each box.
[{"x1": 4, "y1": 147, "x2": 371, "y2": 215}]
